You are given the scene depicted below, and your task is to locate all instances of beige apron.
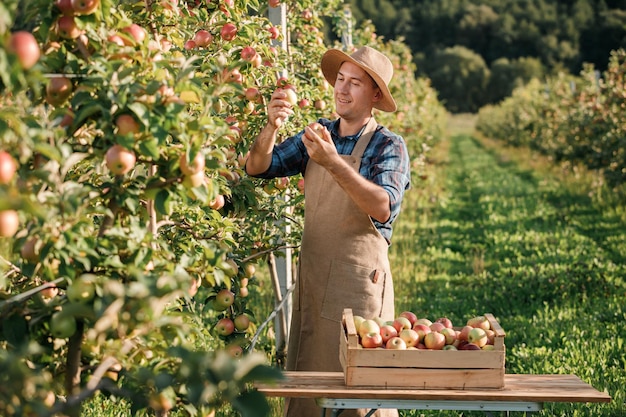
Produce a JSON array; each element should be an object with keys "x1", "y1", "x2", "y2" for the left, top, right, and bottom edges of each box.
[{"x1": 285, "y1": 118, "x2": 398, "y2": 417}]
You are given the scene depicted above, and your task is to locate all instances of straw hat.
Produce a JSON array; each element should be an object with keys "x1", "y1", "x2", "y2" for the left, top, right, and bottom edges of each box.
[{"x1": 321, "y1": 46, "x2": 397, "y2": 112}]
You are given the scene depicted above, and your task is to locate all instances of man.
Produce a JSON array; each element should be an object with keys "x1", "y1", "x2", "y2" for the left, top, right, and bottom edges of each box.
[{"x1": 246, "y1": 45, "x2": 410, "y2": 417}]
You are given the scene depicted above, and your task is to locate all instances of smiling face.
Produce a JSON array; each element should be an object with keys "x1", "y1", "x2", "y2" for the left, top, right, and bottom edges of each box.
[{"x1": 333, "y1": 61, "x2": 382, "y2": 122}]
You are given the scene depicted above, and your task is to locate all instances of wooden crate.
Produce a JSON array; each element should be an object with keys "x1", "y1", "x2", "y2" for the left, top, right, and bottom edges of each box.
[{"x1": 339, "y1": 308, "x2": 506, "y2": 389}]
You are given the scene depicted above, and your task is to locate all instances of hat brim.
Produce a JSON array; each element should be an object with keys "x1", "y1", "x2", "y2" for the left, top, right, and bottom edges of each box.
[{"x1": 321, "y1": 49, "x2": 397, "y2": 113}]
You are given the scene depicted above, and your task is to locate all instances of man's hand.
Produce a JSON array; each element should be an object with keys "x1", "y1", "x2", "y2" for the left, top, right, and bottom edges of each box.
[
  {"x1": 302, "y1": 123, "x2": 339, "y2": 167},
  {"x1": 268, "y1": 88, "x2": 295, "y2": 129}
]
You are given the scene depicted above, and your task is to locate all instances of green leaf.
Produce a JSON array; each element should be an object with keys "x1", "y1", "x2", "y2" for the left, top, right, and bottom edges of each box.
[
  {"x1": 2, "y1": 314, "x2": 29, "y2": 347},
  {"x1": 231, "y1": 389, "x2": 270, "y2": 417},
  {"x1": 155, "y1": 189, "x2": 173, "y2": 216},
  {"x1": 138, "y1": 137, "x2": 160, "y2": 160}
]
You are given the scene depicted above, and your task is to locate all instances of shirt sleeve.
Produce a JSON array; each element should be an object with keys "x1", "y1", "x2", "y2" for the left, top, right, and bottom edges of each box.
[{"x1": 249, "y1": 130, "x2": 309, "y2": 179}]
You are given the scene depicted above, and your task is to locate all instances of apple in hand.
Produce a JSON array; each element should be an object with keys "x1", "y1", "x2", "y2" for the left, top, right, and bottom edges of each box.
[
  {"x1": 8, "y1": 31, "x2": 40, "y2": 70},
  {"x1": 385, "y1": 336, "x2": 407, "y2": 350},
  {"x1": 379, "y1": 324, "x2": 398, "y2": 344},
  {"x1": 0, "y1": 151, "x2": 17, "y2": 184},
  {"x1": 361, "y1": 331, "x2": 383, "y2": 348},
  {"x1": 284, "y1": 88, "x2": 297, "y2": 106},
  {"x1": 424, "y1": 331, "x2": 446, "y2": 350},
  {"x1": 105, "y1": 145, "x2": 136, "y2": 175}
]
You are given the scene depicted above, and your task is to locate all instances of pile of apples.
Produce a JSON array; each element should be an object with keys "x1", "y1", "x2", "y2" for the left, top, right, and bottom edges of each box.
[{"x1": 353, "y1": 311, "x2": 497, "y2": 351}]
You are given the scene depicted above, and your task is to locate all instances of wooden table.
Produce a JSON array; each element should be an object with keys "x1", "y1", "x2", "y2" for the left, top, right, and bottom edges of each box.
[{"x1": 257, "y1": 371, "x2": 611, "y2": 416}]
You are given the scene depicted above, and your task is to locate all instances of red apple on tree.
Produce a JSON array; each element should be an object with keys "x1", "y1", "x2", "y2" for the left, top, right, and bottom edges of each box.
[
  {"x1": 45, "y1": 76, "x2": 73, "y2": 106},
  {"x1": 220, "y1": 23, "x2": 237, "y2": 41},
  {"x1": 180, "y1": 152, "x2": 205, "y2": 175},
  {"x1": 8, "y1": 31, "x2": 40, "y2": 70},
  {"x1": 105, "y1": 145, "x2": 136, "y2": 175},
  {"x1": 240, "y1": 46, "x2": 257, "y2": 62},
  {"x1": 268, "y1": 0, "x2": 280, "y2": 7},
  {"x1": 122, "y1": 23, "x2": 147, "y2": 45},
  {"x1": 55, "y1": 0, "x2": 75, "y2": 15},
  {"x1": 0, "y1": 210, "x2": 19, "y2": 237},
  {"x1": 215, "y1": 317, "x2": 235, "y2": 336},
  {"x1": 57, "y1": 15, "x2": 81, "y2": 39},
  {"x1": 194, "y1": 29, "x2": 213, "y2": 47},
  {"x1": 115, "y1": 114, "x2": 140, "y2": 135},
  {"x1": 213, "y1": 289, "x2": 235, "y2": 311},
  {"x1": 268, "y1": 26, "x2": 280, "y2": 40},
  {"x1": 71, "y1": 0, "x2": 100, "y2": 15},
  {"x1": 182, "y1": 171, "x2": 206, "y2": 188},
  {"x1": 234, "y1": 314, "x2": 251, "y2": 331},
  {"x1": 209, "y1": 194, "x2": 225, "y2": 210},
  {"x1": 0, "y1": 151, "x2": 17, "y2": 184}
]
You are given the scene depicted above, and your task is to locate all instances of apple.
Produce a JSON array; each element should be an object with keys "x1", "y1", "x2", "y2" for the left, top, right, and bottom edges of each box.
[
  {"x1": 223, "y1": 68, "x2": 243, "y2": 84},
  {"x1": 458, "y1": 325, "x2": 473, "y2": 341},
  {"x1": 392, "y1": 316, "x2": 412, "y2": 333},
  {"x1": 105, "y1": 144, "x2": 136, "y2": 175},
  {"x1": 57, "y1": 15, "x2": 81, "y2": 39},
  {"x1": 358, "y1": 319, "x2": 380, "y2": 338},
  {"x1": 467, "y1": 315, "x2": 491, "y2": 330},
  {"x1": 234, "y1": 314, "x2": 250, "y2": 331},
  {"x1": 459, "y1": 342, "x2": 481, "y2": 351},
  {"x1": 55, "y1": 0, "x2": 75, "y2": 15},
  {"x1": 214, "y1": 317, "x2": 235, "y2": 336},
  {"x1": 482, "y1": 345, "x2": 496, "y2": 351},
  {"x1": 245, "y1": 87, "x2": 260, "y2": 102},
  {"x1": 297, "y1": 177, "x2": 305, "y2": 192},
  {"x1": 301, "y1": 9, "x2": 313, "y2": 20},
  {"x1": 227, "y1": 344, "x2": 244, "y2": 358},
  {"x1": 71, "y1": 0, "x2": 100, "y2": 15},
  {"x1": 467, "y1": 327, "x2": 488, "y2": 347},
  {"x1": 180, "y1": 152, "x2": 205, "y2": 175},
  {"x1": 182, "y1": 171, "x2": 205, "y2": 188},
  {"x1": 115, "y1": 114, "x2": 140, "y2": 135},
  {"x1": 268, "y1": 26, "x2": 280, "y2": 40},
  {"x1": 20, "y1": 237, "x2": 40, "y2": 262},
  {"x1": 399, "y1": 329, "x2": 420, "y2": 348},
  {"x1": 485, "y1": 329, "x2": 496, "y2": 345},
  {"x1": 440, "y1": 327, "x2": 457, "y2": 345},
  {"x1": 238, "y1": 286, "x2": 249, "y2": 297},
  {"x1": 8, "y1": 31, "x2": 40, "y2": 70},
  {"x1": 66, "y1": 273, "x2": 96, "y2": 303},
  {"x1": 45, "y1": 76, "x2": 73, "y2": 106},
  {"x1": 399, "y1": 311, "x2": 418, "y2": 326},
  {"x1": 435, "y1": 317, "x2": 453, "y2": 328},
  {"x1": 184, "y1": 39, "x2": 196, "y2": 50},
  {"x1": 220, "y1": 23, "x2": 237, "y2": 41},
  {"x1": 424, "y1": 332, "x2": 446, "y2": 350},
  {"x1": 50, "y1": 311, "x2": 77, "y2": 338},
  {"x1": 108, "y1": 34, "x2": 125, "y2": 47},
  {"x1": 314, "y1": 99, "x2": 326, "y2": 110},
  {"x1": 412, "y1": 323, "x2": 431, "y2": 340},
  {"x1": 122, "y1": 24, "x2": 146, "y2": 45},
  {"x1": 379, "y1": 324, "x2": 398, "y2": 344},
  {"x1": 0, "y1": 151, "x2": 17, "y2": 184},
  {"x1": 0, "y1": 210, "x2": 19, "y2": 237},
  {"x1": 269, "y1": 0, "x2": 280, "y2": 7},
  {"x1": 443, "y1": 345, "x2": 458, "y2": 351},
  {"x1": 284, "y1": 88, "x2": 297, "y2": 106},
  {"x1": 385, "y1": 336, "x2": 407, "y2": 350},
  {"x1": 429, "y1": 322, "x2": 445, "y2": 333},
  {"x1": 361, "y1": 331, "x2": 383, "y2": 348},
  {"x1": 209, "y1": 194, "x2": 225, "y2": 210},
  {"x1": 213, "y1": 289, "x2": 235, "y2": 311},
  {"x1": 352, "y1": 315, "x2": 365, "y2": 333},
  {"x1": 415, "y1": 318, "x2": 433, "y2": 327},
  {"x1": 298, "y1": 98, "x2": 310, "y2": 108},
  {"x1": 194, "y1": 29, "x2": 213, "y2": 47},
  {"x1": 240, "y1": 46, "x2": 257, "y2": 62}
]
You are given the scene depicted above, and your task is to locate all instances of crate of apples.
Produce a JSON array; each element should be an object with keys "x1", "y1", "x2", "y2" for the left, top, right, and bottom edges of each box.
[{"x1": 339, "y1": 308, "x2": 506, "y2": 389}]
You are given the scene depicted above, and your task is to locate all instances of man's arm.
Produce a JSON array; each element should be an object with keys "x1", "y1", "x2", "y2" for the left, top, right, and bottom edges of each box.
[
  {"x1": 302, "y1": 124, "x2": 391, "y2": 223},
  {"x1": 245, "y1": 89, "x2": 294, "y2": 176}
]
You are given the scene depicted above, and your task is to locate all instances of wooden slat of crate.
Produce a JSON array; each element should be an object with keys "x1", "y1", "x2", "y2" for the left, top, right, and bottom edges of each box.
[{"x1": 340, "y1": 309, "x2": 506, "y2": 389}]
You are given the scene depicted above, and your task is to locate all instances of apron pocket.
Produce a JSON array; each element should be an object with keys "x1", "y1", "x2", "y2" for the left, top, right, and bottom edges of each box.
[{"x1": 320, "y1": 260, "x2": 386, "y2": 322}]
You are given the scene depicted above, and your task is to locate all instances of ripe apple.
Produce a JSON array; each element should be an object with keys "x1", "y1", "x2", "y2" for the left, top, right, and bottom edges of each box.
[
  {"x1": 238, "y1": 286, "x2": 249, "y2": 297},
  {"x1": 8, "y1": 31, "x2": 40, "y2": 70},
  {"x1": 183, "y1": 171, "x2": 205, "y2": 188},
  {"x1": 268, "y1": 26, "x2": 280, "y2": 40},
  {"x1": 105, "y1": 144, "x2": 136, "y2": 175},
  {"x1": 358, "y1": 319, "x2": 380, "y2": 338},
  {"x1": 115, "y1": 114, "x2": 139, "y2": 135},
  {"x1": 269, "y1": 0, "x2": 280, "y2": 7},
  {"x1": 57, "y1": 15, "x2": 81, "y2": 39},
  {"x1": 194, "y1": 29, "x2": 213, "y2": 47},
  {"x1": 352, "y1": 315, "x2": 365, "y2": 333},
  {"x1": 297, "y1": 177, "x2": 305, "y2": 192},
  {"x1": 227, "y1": 344, "x2": 244, "y2": 358},
  {"x1": 399, "y1": 328, "x2": 420, "y2": 348},
  {"x1": 234, "y1": 314, "x2": 251, "y2": 331},
  {"x1": 440, "y1": 327, "x2": 457, "y2": 345},
  {"x1": 314, "y1": 99, "x2": 326, "y2": 110},
  {"x1": 485, "y1": 329, "x2": 495, "y2": 345},
  {"x1": 298, "y1": 98, "x2": 309, "y2": 108},
  {"x1": 361, "y1": 331, "x2": 383, "y2": 348},
  {"x1": 301, "y1": 9, "x2": 313, "y2": 20},
  {"x1": 399, "y1": 311, "x2": 418, "y2": 326},
  {"x1": 424, "y1": 332, "x2": 446, "y2": 350},
  {"x1": 55, "y1": 0, "x2": 75, "y2": 15},
  {"x1": 429, "y1": 322, "x2": 445, "y2": 333},
  {"x1": 50, "y1": 311, "x2": 77, "y2": 338},
  {"x1": 66, "y1": 273, "x2": 96, "y2": 303},
  {"x1": 284, "y1": 88, "x2": 297, "y2": 106},
  {"x1": 71, "y1": 0, "x2": 100, "y2": 15},
  {"x1": 220, "y1": 23, "x2": 237, "y2": 41},
  {"x1": 412, "y1": 323, "x2": 431, "y2": 340},
  {"x1": 20, "y1": 237, "x2": 40, "y2": 262},
  {"x1": 385, "y1": 336, "x2": 407, "y2": 350},
  {"x1": 415, "y1": 318, "x2": 432, "y2": 327},
  {"x1": 245, "y1": 87, "x2": 260, "y2": 102},
  {"x1": 0, "y1": 151, "x2": 17, "y2": 184},
  {"x1": 215, "y1": 317, "x2": 235, "y2": 336},
  {"x1": 435, "y1": 317, "x2": 453, "y2": 328},
  {"x1": 467, "y1": 327, "x2": 488, "y2": 347},
  {"x1": 458, "y1": 325, "x2": 473, "y2": 341},
  {"x1": 180, "y1": 152, "x2": 205, "y2": 175},
  {"x1": 392, "y1": 316, "x2": 412, "y2": 333},
  {"x1": 379, "y1": 324, "x2": 398, "y2": 344},
  {"x1": 213, "y1": 289, "x2": 235, "y2": 311},
  {"x1": 122, "y1": 24, "x2": 146, "y2": 45},
  {"x1": 467, "y1": 315, "x2": 491, "y2": 331},
  {"x1": 240, "y1": 46, "x2": 257, "y2": 62},
  {"x1": 184, "y1": 39, "x2": 196, "y2": 50},
  {"x1": 45, "y1": 76, "x2": 73, "y2": 106},
  {"x1": 0, "y1": 210, "x2": 19, "y2": 237},
  {"x1": 209, "y1": 194, "x2": 225, "y2": 210}
]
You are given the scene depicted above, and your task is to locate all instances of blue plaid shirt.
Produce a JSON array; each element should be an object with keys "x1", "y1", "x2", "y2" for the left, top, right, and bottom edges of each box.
[{"x1": 252, "y1": 118, "x2": 411, "y2": 243}]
